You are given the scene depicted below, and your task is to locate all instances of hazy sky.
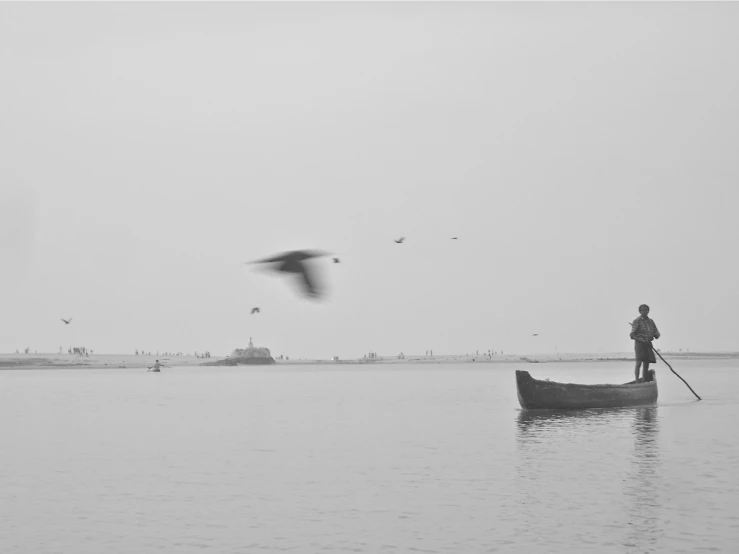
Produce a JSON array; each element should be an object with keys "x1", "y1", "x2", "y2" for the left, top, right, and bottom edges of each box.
[{"x1": 2, "y1": 2, "x2": 738, "y2": 358}]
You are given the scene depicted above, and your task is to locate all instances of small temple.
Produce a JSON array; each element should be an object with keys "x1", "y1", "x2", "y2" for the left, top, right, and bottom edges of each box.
[
  {"x1": 203, "y1": 337, "x2": 276, "y2": 366},
  {"x1": 230, "y1": 337, "x2": 275, "y2": 363}
]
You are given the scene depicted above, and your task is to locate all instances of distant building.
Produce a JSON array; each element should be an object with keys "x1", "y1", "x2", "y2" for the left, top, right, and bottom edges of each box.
[
  {"x1": 203, "y1": 337, "x2": 275, "y2": 366},
  {"x1": 229, "y1": 337, "x2": 276, "y2": 364}
]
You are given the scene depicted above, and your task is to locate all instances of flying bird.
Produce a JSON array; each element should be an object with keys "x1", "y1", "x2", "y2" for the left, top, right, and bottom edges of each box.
[
  {"x1": 532, "y1": 333, "x2": 539, "y2": 336},
  {"x1": 333, "y1": 258, "x2": 340, "y2": 263},
  {"x1": 247, "y1": 249, "x2": 330, "y2": 299},
  {"x1": 251, "y1": 307, "x2": 260, "y2": 314},
  {"x1": 451, "y1": 237, "x2": 458, "y2": 240},
  {"x1": 394, "y1": 237, "x2": 405, "y2": 244},
  {"x1": 61, "y1": 318, "x2": 73, "y2": 325}
]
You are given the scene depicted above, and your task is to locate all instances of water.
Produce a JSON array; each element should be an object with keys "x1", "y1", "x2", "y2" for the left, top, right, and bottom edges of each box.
[{"x1": 1, "y1": 360, "x2": 737, "y2": 553}]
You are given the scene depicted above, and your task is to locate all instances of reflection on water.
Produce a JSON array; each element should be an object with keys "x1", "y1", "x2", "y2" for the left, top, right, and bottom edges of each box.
[
  {"x1": 515, "y1": 407, "x2": 663, "y2": 552},
  {"x1": 516, "y1": 406, "x2": 643, "y2": 433},
  {"x1": 623, "y1": 406, "x2": 663, "y2": 551}
]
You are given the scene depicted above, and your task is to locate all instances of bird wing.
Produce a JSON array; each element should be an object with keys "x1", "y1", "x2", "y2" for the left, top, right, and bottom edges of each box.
[
  {"x1": 298, "y1": 263, "x2": 321, "y2": 297},
  {"x1": 247, "y1": 253, "x2": 290, "y2": 264},
  {"x1": 247, "y1": 249, "x2": 330, "y2": 265}
]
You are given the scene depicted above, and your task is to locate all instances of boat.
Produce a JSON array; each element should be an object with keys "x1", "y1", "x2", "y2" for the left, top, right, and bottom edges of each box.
[{"x1": 515, "y1": 369, "x2": 657, "y2": 410}]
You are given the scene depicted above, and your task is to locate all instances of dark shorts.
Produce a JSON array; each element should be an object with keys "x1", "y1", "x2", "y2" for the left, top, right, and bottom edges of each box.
[{"x1": 634, "y1": 340, "x2": 656, "y2": 363}]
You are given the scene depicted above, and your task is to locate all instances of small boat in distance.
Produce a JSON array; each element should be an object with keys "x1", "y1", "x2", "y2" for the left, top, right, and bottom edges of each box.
[{"x1": 516, "y1": 369, "x2": 657, "y2": 410}]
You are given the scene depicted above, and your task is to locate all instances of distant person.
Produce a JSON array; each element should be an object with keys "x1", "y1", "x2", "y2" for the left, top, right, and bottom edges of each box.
[
  {"x1": 148, "y1": 360, "x2": 162, "y2": 372},
  {"x1": 630, "y1": 304, "x2": 660, "y2": 382}
]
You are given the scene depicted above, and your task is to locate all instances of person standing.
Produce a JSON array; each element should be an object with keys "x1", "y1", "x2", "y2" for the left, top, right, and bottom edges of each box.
[{"x1": 630, "y1": 304, "x2": 660, "y2": 382}]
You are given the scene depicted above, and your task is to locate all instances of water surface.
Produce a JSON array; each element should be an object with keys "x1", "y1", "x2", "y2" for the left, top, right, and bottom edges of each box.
[{"x1": 1, "y1": 360, "x2": 737, "y2": 553}]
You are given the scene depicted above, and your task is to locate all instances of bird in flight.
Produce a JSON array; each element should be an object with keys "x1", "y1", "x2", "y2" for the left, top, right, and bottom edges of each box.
[
  {"x1": 451, "y1": 237, "x2": 458, "y2": 240},
  {"x1": 333, "y1": 257, "x2": 340, "y2": 263},
  {"x1": 532, "y1": 333, "x2": 539, "y2": 336},
  {"x1": 247, "y1": 249, "x2": 330, "y2": 299},
  {"x1": 61, "y1": 318, "x2": 73, "y2": 325},
  {"x1": 251, "y1": 307, "x2": 260, "y2": 314},
  {"x1": 394, "y1": 237, "x2": 405, "y2": 244}
]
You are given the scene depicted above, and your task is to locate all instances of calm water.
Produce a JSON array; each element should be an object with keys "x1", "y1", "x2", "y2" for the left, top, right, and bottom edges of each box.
[{"x1": 1, "y1": 360, "x2": 737, "y2": 553}]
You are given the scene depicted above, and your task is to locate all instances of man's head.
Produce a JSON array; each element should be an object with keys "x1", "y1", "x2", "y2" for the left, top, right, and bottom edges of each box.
[{"x1": 638, "y1": 304, "x2": 650, "y2": 317}]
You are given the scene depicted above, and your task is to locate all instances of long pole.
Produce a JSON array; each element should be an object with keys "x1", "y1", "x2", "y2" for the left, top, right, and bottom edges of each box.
[
  {"x1": 628, "y1": 323, "x2": 701, "y2": 400},
  {"x1": 649, "y1": 344, "x2": 702, "y2": 400}
]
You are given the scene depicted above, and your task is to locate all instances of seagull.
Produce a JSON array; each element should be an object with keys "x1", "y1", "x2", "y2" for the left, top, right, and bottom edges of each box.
[
  {"x1": 61, "y1": 318, "x2": 73, "y2": 325},
  {"x1": 251, "y1": 307, "x2": 260, "y2": 314},
  {"x1": 247, "y1": 249, "x2": 330, "y2": 299},
  {"x1": 333, "y1": 257, "x2": 340, "y2": 263},
  {"x1": 394, "y1": 237, "x2": 405, "y2": 244}
]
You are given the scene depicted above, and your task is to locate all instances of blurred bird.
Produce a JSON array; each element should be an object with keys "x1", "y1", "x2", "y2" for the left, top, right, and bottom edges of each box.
[
  {"x1": 61, "y1": 318, "x2": 72, "y2": 325},
  {"x1": 451, "y1": 237, "x2": 458, "y2": 240},
  {"x1": 532, "y1": 333, "x2": 539, "y2": 336},
  {"x1": 247, "y1": 249, "x2": 330, "y2": 299},
  {"x1": 251, "y1": 307, "x2": 260, "y2": 314},
  {"x1": 394, "y1": 237, "x2": 405, "y2": 244},
  {"x1": 333, "y1": 258, "x2": 340, "y2": 263}
]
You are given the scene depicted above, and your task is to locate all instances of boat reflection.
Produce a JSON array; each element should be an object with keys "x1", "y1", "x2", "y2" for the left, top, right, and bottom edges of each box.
[
  {"x1": 516, "y1": 406, "x2": 643, "y2": 435},
  {"x1": 622, "y1": 406, "x2": 662, "y2": 551},
  {"x1": 514, "y1": 406, "x2": 662, "y2": 551}
]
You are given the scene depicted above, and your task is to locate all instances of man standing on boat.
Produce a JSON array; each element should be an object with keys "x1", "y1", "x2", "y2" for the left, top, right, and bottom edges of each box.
[{"x1": 631, "y1": 304, "x2": 660, "y2": 382}]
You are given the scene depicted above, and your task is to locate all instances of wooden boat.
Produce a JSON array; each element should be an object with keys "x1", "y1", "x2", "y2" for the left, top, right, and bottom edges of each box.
[{"x1": 516, "y1": 369, "x2": 657, "y2": 410}]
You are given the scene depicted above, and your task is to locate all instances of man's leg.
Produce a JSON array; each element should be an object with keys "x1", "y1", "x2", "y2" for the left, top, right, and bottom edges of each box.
[
  {"x1": 635, "y1": 360, "x2": 642, "y2": 382},
  {"x1": 642, "y1": 362, "x2": 650, "y2": 382}
]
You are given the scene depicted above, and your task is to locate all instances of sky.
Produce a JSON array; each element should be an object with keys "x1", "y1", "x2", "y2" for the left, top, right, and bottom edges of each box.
[{"x1": 1, "y1": 2, "x2": 738, "y2": 358}]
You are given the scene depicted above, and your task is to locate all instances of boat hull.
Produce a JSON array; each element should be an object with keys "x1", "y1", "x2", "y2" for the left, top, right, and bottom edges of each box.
[{"x1": 516, "y1": 370, "x2": 657, "y2": 410}]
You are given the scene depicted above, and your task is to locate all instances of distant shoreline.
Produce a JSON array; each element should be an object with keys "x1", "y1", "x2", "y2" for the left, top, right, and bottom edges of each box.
[{"x1": 1, "y1": 351, "x2": 738, "y2": 370}]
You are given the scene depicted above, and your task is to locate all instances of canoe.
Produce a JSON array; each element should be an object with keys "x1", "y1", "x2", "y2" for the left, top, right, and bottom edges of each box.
[{"x1": 516, "y1": 369, "x2": 657, "y2": 410}]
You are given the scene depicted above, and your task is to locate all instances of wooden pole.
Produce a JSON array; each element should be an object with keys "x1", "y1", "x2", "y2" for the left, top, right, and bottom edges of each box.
[
  {"x1": 628, "y1": 323, "x2": 701, "y2": 400},
  {"x1": 649, "y1": 344, "x2": 702, "y2": 400}
]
